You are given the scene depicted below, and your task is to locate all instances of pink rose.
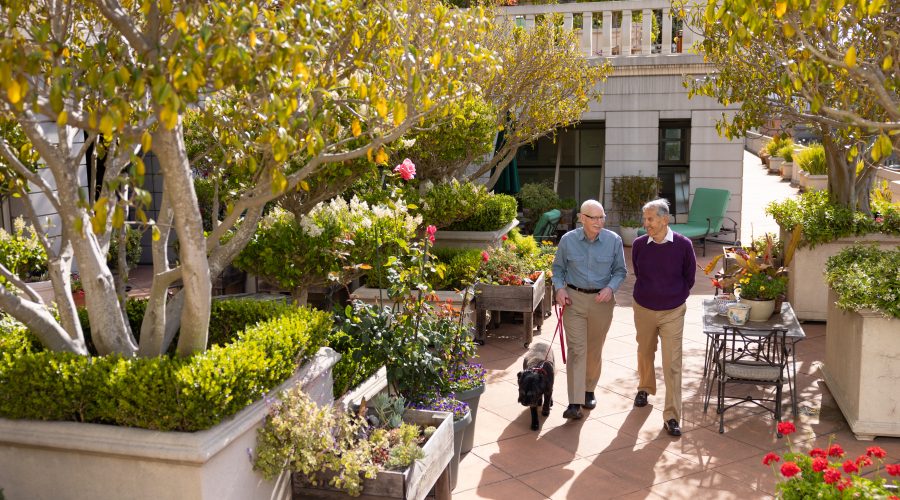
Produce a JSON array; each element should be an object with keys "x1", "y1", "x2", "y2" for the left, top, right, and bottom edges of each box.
[
  {"x1": 393, "y1": 158, "x2": 416, "y2": 181},
  {"x1": 426, "y1": 225, "x2": 437, "y2": 244},
  {"x1": 481, "y1": 251, "x2": 489, "y2": 263}
]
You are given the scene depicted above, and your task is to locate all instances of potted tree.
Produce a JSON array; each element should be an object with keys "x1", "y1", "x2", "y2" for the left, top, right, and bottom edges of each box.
[
  {"x1": 421, "y1": 181, "x2": 519, "y2": 249},
  {"x1": 611, "y1": 176, "x2": 660, "y2": 246}
]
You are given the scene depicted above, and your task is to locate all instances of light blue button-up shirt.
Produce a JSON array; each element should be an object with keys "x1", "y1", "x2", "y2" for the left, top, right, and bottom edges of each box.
[{"x1": 551, "y1": 227, "x2": 627, "y2": 292}]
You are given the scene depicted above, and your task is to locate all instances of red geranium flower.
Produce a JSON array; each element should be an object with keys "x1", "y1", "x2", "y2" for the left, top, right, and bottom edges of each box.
[
  {"x1": 762, "y1": 452, "x2": 780, "y2": 465},
  {"x1": 842, "y1": 460, "x2": 858, "y2": 473},
  {"x1": 836, "y1": 478, "x2": 852, "y2": 491},
  {"x1": 866, "y1": 446, "x2": 887, "y2": 459},
  {"x1": 809, "y1": 448, "x2": 827, "y2": 458},
  {"x1": 501, "y1": 234, "x2": 508, "y2": 241},
  {"x1": 827, "y1": 444, "x2": 845, "y2": 458},
  {"x1": 823, "y1": 467, "x2": 841, "y2": 484},
  {"x1": 780, "y1": 462, "x2": 801, "y2": 477},
  {"x1": 811, "y1": 457, "x2": 828, "y2": 472},
  {"x1": 886, "y1": 463, "x2": 900, "y2": 476},
  {"x1": 481, "y1": 251, "x2": 490, "y2": 263},
  {"x1": 777, "y1": 421, "x2": 796, "y2": 436},
  {"x1": 855, "y1": 455, "x2": 872, "y2": 468}
]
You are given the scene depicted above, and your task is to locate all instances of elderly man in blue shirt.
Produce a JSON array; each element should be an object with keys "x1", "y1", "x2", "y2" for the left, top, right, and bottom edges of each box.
[{"x1": 551, "y1": 199, "x2": 627, "y2": 419}]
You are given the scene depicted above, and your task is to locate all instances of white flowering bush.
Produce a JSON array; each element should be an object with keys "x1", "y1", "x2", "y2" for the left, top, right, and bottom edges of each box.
[{"x1": 235, "y1": 196, "x2": 419, "y2": 302}]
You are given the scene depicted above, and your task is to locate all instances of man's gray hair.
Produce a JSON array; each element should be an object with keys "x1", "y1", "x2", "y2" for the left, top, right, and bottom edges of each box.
[
  {"x1": 642, "y1": 199, "x2": 670, "y2": 217},
  {"x1": 581, "y1": 199, "x2": 604, "y2": 213}
]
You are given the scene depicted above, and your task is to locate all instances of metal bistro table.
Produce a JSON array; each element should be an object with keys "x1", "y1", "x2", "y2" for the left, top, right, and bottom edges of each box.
[{"x1": 702, "y1": 299, "x2": 806, "y2": 416}]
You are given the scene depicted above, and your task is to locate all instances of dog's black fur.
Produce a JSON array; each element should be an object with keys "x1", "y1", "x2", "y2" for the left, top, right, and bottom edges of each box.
[{"x1": 517, "y1": 342, "x2": 555, "y2": 431}]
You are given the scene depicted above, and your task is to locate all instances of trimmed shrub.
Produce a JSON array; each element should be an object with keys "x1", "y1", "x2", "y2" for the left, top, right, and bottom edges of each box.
[
  {"x1": 430, "y1": 247, "x2": 483, "y2": 291},
  {"x1": 516, "y1": 182, "x2": 560, "y2": 216},
  {"x1": 0, "y1": 307, "x2": 331, "y2": 431},
  {"x1": 825, "y1": 245, "x2": 900, "y2": 319},
  {"x1": 447, "y1": 193, "x2": 517, "y2": 231},
  {"x1": 420, "y1": 180, "x2": 483, "y2": 228},
  {"x1": 795, "y1": 143, "x2": 826, "y2": 175}
]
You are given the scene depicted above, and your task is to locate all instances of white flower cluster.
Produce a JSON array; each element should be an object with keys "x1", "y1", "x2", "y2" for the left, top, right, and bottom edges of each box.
[{"x1": 298, "y1": 195, "x2": 420, "y2": 239}]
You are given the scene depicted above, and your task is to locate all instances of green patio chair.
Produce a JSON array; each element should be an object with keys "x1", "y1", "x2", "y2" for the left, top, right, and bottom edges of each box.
[
  {"x1": 639, "y1": 188, "x2": 737, "y2": 256},
  {"x1": 532, "y1": 209, "x2": 561, "y2": 243}
]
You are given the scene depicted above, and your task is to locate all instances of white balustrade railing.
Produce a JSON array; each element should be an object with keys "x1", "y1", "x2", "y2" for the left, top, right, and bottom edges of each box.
[{"x1": 498, "y1": 0, "x2": 702, "y2": 58}]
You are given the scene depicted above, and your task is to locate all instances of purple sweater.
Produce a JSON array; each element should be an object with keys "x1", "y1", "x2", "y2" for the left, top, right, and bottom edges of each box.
[{"x1": 631, "y1": 232, "x2": 697, "y2": 311}]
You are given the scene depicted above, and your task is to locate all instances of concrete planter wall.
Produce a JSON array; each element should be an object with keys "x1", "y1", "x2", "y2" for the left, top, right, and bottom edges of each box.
[
  {"x1": 618, "y1": 226, "x2": 640, "y2": 246},
  {"x1": 781, "y1": 231, "x2": 900, "y2": 321},
  {"x1": 791, "y1": 161, "x2": 802, "y2": 187},
  {"x1": 804, "y1": 173, "x2": 828, "y2": 191},
  {"x1": 821, "y1": 290, "x2": 900, "y2": 440},
  {"x1": 0, "y1": 347, "x2": 340, "y2": 500},
  {"x1": 780, "y1": 161, "x2": 793, "y2": 181},
  {"x1": 432, "y1": 218, "x2": 518, "y2": 249}
]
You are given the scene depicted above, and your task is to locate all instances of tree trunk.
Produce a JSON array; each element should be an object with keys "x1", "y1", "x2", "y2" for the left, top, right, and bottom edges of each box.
[
  {"x1": 138, "y1": 193, "x2": 175, "y2": 357},
  {"x1": 0, "y1": 288, "x2": 87, "y2": 354},
  {"x1": 153, "y1": 125, "x2": 211, "y2": 357},
  {"x1": 292, "y1": 287, "x2": 309, "y2": 306}
]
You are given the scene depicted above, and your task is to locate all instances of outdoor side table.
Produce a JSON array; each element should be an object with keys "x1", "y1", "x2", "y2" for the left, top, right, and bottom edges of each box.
[{"x1": 702, "y1": 299, "x2": 806, "y2": 417}]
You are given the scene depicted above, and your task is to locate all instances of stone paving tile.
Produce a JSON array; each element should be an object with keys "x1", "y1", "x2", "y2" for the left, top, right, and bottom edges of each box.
[
  {"x1": 470, "y1": 432, "x2": 576, "y2": 477},
  {"x1": 539, "y1": 416, "x2": 645, "y2": 458},
  {"x1": 584, "y1": 441, "x2": 707, "y2": 488},
  {"x1": 451, "y1": 478, "x2": 549, "y2": 500},
  {"x1": 517, "y1": 457, "x2": 643, "y2": 500},
  {"x1": 647, "y1": 469, "x2": 774, "y2": 499},
  {"x1": 646, "y1": 426, "x2": 771, "y2": 468},
  {"x1": 454, "y1": 452, "x2": 512, "y2": 493},
  {"x1": 468, "y1": 406, "x2": 532, "y2": 447},
  {"x1": 710, "y1": 450, "x2": 786, "y2": 497}
]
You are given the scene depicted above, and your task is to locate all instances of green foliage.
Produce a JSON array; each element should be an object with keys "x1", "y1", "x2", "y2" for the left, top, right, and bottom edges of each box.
[
  {"x1": 736, "y1": 271, "x2": 787, "y2": 300},
  {"x1": 419, "y1": 180, "x2": 485, "y2": 229},
  {"x1": 516, "y1": 182, "x2": 561, "y2": 215},
  {"x1": 795, "y1": 143, "x2": 826, "y2": 175},
  {"x1": 776, "y1": 145, "x2": 794, "y2": 163},
  {"x1": 766, "y1": 190, "x2": 900, "y2": 248},
  {"x1": 254, "y1": 387, "x2": 427, "y2": 496},
  {"x1": 825, "y1": 245, "x2": 900, "y2": 319},
  {"x1": 0, "y1": 306, "x2": 331, "y2": 431},
  {"x1": 447, "y1": 193, "x2": 517, "y2": 231},
  {"x1": 0, "y1": 217, "x2": 47, "y2": 281},
  {"x1": 106, "y1": 226, "x2": 144, "y2": 271},
  {"x1": 0, "y1": 119, "x2": 40, "y2": 200},
  {"x1": 430, "y1": 247, "x2": 484, "y2": 291},
  {"x1": 235, "y1": 199, "x2": 417, "y2": 296},
  {"x1": 765, "y1": 136, "x2": 793, "y2": 157},
  {"x1": 327, "y1": 327, "x2": 383, "y2": 398},
  {"x1": 611, "y1": 176, "x2": 660, "y2": 224},
  {"x1": 479, "y1": 230, "x2": 543, "y2": 285},
  {"x1": 559, "y1": 198, "x2": 578, "y2": 210}
]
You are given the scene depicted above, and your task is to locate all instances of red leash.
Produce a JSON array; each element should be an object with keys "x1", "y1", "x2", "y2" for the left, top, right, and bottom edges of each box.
[{"x1": 550, "y1": 303, "x2": 567, "y2": 364}]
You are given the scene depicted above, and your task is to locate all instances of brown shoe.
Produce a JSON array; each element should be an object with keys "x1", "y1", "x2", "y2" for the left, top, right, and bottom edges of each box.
[{"x1": 562, "y1": 404, "x2": 583, "y2": 419}]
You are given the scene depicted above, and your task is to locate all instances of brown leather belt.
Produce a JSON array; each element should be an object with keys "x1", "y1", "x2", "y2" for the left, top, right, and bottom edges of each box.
[{"x1": 567, "y1": 284, "x2": 602, "y2": 294}]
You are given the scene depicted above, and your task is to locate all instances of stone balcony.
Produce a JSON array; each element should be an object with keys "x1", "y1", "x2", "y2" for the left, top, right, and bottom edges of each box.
[{"x1": 498, "y1": 0, "x2": 704, "y2": 63}]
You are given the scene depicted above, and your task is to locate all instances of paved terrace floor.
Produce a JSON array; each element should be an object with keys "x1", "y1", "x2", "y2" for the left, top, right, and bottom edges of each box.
[{"x1": 455, "y1": 151, "x2": 900, "y2": 499}]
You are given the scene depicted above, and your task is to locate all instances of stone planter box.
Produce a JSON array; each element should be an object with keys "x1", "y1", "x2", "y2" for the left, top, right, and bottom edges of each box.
[
  {"x1": 821, "y1": 290, "x2": 900, "y2": 440},
  {"x1": 475, "y1": 271, "x2": 545, "y2": 347},
  {"x1": 781, "y1": 231, "x2": 900, "y2": 321},
  {"x1": 798, "y1": 170, "x2": 828, "y2": 191},
  {"x1": 768, "y1": 156, "x2": 784, "y2": 175},
  {"x1": 618, "y1": 226, "x2": 640, "y2": 246},
  {"x1": 0, "y1": 347, "x2": 340, "y2": 500},
  {"x1": 293, "y1": 409, "x2": 454, "y2": 500},
  {"x1": 432, "y1": 218, "x2": 519, "y2": 250},
  {"x1": 791, "y1": 161, "x2": 802, "y2": 186},
  {"x1": 350, "y1": 286, "x2": 476, "y2": 326},
  {"x1": 780, "y1": 161, "x2": 793, "y2": 181}
]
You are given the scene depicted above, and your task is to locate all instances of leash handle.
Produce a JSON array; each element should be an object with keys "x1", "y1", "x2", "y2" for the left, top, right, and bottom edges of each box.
[{"x1": 552, "y1": 303, "x2": 567, "y2": 365}]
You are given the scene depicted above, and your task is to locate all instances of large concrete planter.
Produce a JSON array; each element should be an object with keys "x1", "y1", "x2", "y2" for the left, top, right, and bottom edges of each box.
[
  {"x1": 791, "y1": 161, "x2": 802, "y2": 186},
  {"x1": 805, "y1": 173, "x2": 828, "y2": 191},
  {"x1": 822, "y1": 290, "x2": 900, "y2": 440},
  {"x1": 618, "y1": 226, "x2": 640, "y2": 246},
  {"x1": 432, "y1": 218, "x2": 519, "y2": 249},
  {"x1": 0, "y1": 347, "x2": 340, "y2": 500},
  {"x1": 768, "y1": 156, "x2": 784, "y2": 175},
  {"x1": 781, "y1": 231, "x2": 900, "y2": 321}
]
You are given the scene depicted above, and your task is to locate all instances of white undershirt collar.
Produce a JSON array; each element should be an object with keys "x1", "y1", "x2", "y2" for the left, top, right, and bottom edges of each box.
[{"x1": 648, "y1": 227, "x2": 674, "y2": 244}]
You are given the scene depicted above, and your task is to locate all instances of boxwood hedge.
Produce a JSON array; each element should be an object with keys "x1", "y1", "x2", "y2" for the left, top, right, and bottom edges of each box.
[{"x1": 0, "y1": 301, "x2": 331, "y2": 431}]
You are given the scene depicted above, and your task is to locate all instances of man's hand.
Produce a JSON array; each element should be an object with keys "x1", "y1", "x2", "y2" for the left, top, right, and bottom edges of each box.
[
  {"x1": 556, "y1": 288, "x2": 572, "y2": 307},
  {"x1": 595, "y1": 287, "x2": 613, "y2": 303}
]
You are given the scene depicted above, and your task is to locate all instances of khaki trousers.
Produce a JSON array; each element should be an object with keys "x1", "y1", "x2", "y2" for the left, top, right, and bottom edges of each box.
[
  {"x1": 563, "y1": 289, "x2": 615, "y2": 405},
  {"x1": 634, "y1": 301, "x2": 686, "y2": 422}
]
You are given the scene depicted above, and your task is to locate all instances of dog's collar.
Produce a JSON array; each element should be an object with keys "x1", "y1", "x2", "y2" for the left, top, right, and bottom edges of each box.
[{"x1": 528, "y1": 361, "x2": 550, "y2": 376}]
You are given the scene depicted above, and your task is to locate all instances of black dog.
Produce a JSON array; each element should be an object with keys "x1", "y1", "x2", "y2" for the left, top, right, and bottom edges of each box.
[{"x1": 517, "y1": 342, "x2": 555, "y2": 431}]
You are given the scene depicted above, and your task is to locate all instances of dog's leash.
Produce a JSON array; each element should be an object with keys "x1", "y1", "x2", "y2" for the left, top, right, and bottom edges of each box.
[{"x1": 549, "y1": 303, "x2": 567, "y2": 364}]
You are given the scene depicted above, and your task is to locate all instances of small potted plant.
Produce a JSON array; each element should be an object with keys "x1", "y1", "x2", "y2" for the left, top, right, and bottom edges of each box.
[{"x1": 611, "y1": 175, "x2": 660, "y2": 246}]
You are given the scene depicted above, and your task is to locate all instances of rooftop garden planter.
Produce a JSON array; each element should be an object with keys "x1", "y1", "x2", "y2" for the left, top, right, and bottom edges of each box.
[
  {"x1": 821, "y1": 246, "x2": 899, "y2": 440},
  {"x1": 475, "y1": 271, "x2": 545, "y2": 347},
  {"x1": 431, "y1": 217, "x2": 519, "y2": 250},
  {"x1": 0, "y1": 347, "x2": 340, "y2": 500}
]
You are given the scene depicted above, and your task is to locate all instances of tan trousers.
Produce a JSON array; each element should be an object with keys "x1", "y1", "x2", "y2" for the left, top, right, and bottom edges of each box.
[
  {"x1": 634, "y1": 301, "x2": 686, "y2": 422},
  {"x1": 563, "y1": 289, "x2": 615, "y2": 405}
]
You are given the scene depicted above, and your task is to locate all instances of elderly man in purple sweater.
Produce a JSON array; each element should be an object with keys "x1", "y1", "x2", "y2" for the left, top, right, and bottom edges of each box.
[{"x1": 631, "y1": 198, "x2": 696, "y2": 437}]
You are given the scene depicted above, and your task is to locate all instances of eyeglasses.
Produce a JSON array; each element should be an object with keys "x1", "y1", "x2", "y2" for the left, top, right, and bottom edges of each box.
[{"x1": 581, "y1": 214, "x2": 606, "y2": 221}]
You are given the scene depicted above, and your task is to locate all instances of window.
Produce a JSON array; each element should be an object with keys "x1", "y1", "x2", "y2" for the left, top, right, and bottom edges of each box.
[{"x1": 658, "y1": 120, "x2": 690, "y2": 165}]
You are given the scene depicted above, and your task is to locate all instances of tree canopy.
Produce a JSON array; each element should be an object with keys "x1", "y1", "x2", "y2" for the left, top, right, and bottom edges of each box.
[
  {"x1": 686, "y1": 0, "x2": 899, "y2": 211},
  {"x1": 0, "y1": 0, "x2": 500, "y2": 357}
]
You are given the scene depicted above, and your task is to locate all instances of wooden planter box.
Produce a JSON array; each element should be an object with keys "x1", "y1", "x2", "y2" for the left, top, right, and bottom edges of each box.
[
  {"x1": 474, "y1": 271, "x2": 545, "y2": 347},
  {"x1": 292, "y1": 409, "x2": 454, "y2": 500},
  {"x1": 431, "y1": 218, "x2": 519, "y2": 250},
  {"x1": 781, "y1": 231, "x2": 900, "y2": 320},
  {"x1": 0, "y1": 348, "x2": 340, "y2": 500},
  {"x1": 821, "y1": 290, "x2": 900, "y2": 440}
]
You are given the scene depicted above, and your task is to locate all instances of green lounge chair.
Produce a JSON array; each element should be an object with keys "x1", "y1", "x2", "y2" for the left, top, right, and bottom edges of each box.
[
  {"x1": 639, "y1": 188, "x2": 737, "y2": 256},
  {"x1": 532, "y1": 209, "x2": 561, "y2": 242}
]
